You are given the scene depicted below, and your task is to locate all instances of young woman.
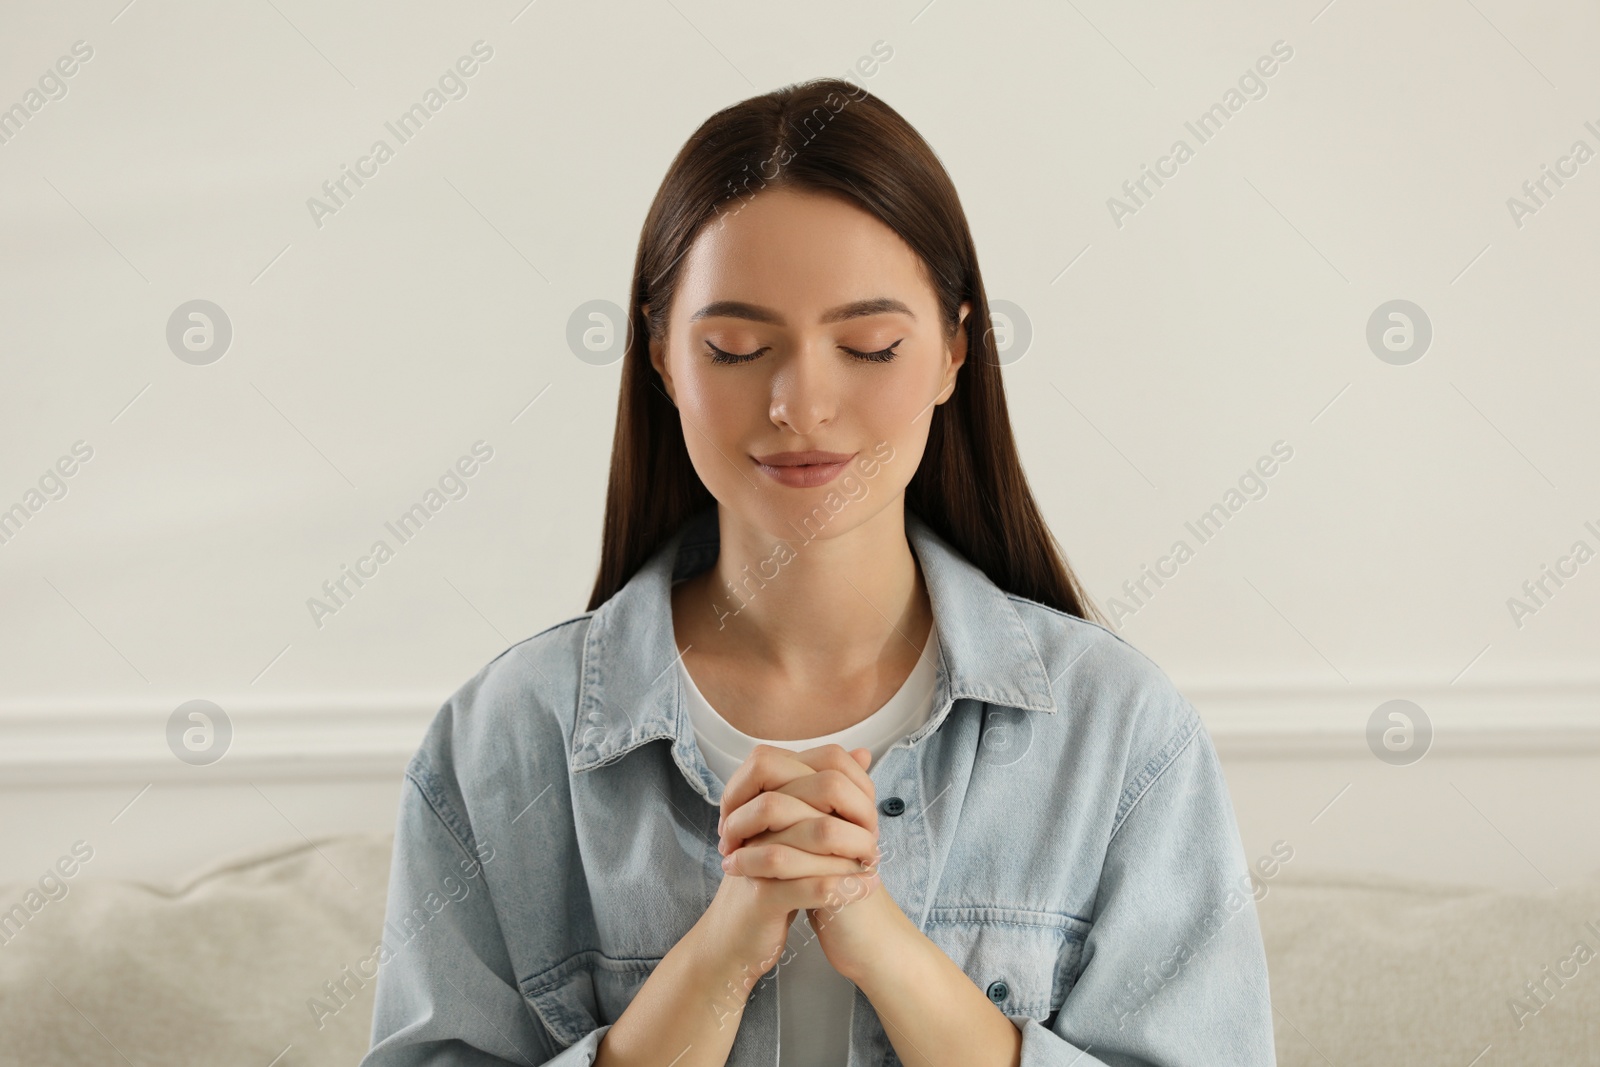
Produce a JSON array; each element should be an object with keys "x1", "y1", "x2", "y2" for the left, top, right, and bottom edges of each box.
[{"x1": 363, "y1": 78, "x2": 1275, "y2": 1067}]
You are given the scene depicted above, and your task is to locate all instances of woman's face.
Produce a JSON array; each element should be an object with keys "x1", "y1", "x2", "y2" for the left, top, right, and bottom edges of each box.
[{"x1": 649, "y1": 185, "x2": 968, "y2": 541}]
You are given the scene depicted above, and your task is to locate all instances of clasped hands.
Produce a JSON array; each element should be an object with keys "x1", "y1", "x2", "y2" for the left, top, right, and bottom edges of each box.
[{"x1": 715, "y1": 742, "x2": 901, "y2": 981}]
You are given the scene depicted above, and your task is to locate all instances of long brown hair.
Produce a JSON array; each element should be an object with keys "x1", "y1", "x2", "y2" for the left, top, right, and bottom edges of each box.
[{"x1": 585, "y1": 76, "x2": 1104, "y2": 627}]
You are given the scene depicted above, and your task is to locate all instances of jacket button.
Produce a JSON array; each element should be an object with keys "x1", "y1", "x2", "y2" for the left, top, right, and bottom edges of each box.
[
  {"x1": 986, "y1": 980, "x2": 1009, "y2": 1004},
  {"x1": 880, "y1": 796, "x2": 906, "y2": 817}
]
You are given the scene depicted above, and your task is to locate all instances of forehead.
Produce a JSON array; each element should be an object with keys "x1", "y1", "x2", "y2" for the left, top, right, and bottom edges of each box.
[{"x1": 674, "y1": 186, "x2": 932, "y2": 319}]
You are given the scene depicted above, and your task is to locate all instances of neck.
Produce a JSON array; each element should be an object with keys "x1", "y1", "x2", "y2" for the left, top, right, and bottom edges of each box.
[{"x1": 685, "y1": 501, "x2": 932, "y2": 678}]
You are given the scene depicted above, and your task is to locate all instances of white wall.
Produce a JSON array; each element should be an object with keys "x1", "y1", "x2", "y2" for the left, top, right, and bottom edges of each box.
[
  {"x1": 5, "y1": 750, "x2": 1599, "y2": 893},
  {"x1": 2, "y1": 1, "x2": 1596, "y2": 887}
]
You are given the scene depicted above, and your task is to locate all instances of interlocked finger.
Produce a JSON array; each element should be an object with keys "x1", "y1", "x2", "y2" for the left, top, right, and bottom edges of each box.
[
  {"x1": 722, "y1": 840, "x2": 874, "y2": 880},
  {"x1": 718, "y1": 743, "x2": 875, "y2": 836},
  {"x1": 720, "y1": 769, "x2": 877, "y2": 854},
  {"x1": 725, "y1": 799, "x2": 880, "y2": 869}
]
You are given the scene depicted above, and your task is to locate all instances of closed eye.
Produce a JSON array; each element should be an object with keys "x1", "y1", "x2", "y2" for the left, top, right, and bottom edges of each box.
[
  {"x1": 842, "y1": 340, "x2": 902, "y2": 364},
  {"x1": 704, "y1": 339, "x2": 903, "y2": 365},
  {"x1": 704, "y1": 341, "x2": 768, "y2": 365}
]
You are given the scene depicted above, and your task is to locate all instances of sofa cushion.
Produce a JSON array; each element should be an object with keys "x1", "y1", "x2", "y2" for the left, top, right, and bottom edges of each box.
[
  {"x1": 0, "y1": 834, "x2": 393, "y2": 1067},
  {"x1": 3, "y1": 835, "x2": 1598, "y2": 1066},
  {"x1": 1259, "y1": 867, "x2": 1600, "y2": 1067}
]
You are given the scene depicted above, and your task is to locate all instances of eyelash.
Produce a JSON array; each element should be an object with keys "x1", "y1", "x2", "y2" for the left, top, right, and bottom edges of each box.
[{"x1": 704, "y1": 340, "x2": 903, "y2": 365}]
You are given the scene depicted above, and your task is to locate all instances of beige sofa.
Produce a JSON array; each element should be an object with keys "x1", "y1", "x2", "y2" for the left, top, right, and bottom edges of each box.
[{"x1": 2, "y1": 835, "x2": 1596, "y2": 1065}]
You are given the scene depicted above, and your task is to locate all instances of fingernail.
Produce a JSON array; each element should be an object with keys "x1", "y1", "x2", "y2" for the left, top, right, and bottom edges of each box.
[{"x1": 721, "y1": 853, "x2": 734, "y2": 871}]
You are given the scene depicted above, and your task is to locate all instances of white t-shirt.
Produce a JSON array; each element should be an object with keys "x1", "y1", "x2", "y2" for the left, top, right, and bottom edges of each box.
[{"x1": 676, "y1": 618, "x2": 941, "y2": 1067}]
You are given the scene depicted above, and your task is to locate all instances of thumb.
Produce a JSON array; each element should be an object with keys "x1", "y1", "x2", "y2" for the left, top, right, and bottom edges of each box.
[{"x1": 851, "y1": 747, "x2": 871, "y2": 770}]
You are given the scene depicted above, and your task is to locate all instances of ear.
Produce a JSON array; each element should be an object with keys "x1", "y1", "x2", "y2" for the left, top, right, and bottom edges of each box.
[
  {"x1": 643, "y1": 302, "x2": 677, "y2": 407},
  {"x1": 935, "y1": 300, "x2": 971, "y2": 405}
]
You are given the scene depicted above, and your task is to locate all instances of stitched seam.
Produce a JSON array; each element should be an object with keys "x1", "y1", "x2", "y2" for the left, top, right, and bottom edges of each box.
[
  {"x1": 999, "y1": 594, "x2": 1055, "y2": 695},
  {"x1": 923, "y1": 917, "x2": 1089, "y2": 939},
  {"x1": 1009, "y1": 594, "x2": 1174, "y2": 677},
  {"x1": 928, "y1": 908, "x2": 1088, "y2": 927},
  {"x1": 401, "y1": 763, "x2": 555, "y2": 1048},
  {"x1": 947, "y1": 683, "x2": 1053, "y2": 707},
  {"x1": 521, "y1": 948, "x2": 664, "y2": 995},
  {"x1": 482, "y1": 613, "x2": 591, "y2": 674},
  {"x1": 404, "y1": 759, "x2": 480, "y2": 863},
  {"x1": 1108, "y1": 719, "x2": 1201, "y2": 844}
]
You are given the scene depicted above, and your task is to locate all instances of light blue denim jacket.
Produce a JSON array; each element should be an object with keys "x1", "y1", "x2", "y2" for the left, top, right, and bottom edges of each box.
[{"x1": 362, "y1": 505, "x2": 1276, "y2": 1066}]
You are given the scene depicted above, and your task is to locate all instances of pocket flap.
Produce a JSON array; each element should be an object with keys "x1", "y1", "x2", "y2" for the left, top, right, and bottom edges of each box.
[
  {"x1": 923, "y1": 906, "x2": 1090, "y2": 1019},
  {"x1": 521, "y1": 950, "x2": 663, "y2": 1049}
]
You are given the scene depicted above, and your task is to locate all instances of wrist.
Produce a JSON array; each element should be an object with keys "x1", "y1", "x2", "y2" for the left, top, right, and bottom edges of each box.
[
  {"x1": 685, "y1": 915, "x2": 779, "y2": 1021},
  {"x1": 831, "y1": 890, "x2": 921, "y2": 988}
]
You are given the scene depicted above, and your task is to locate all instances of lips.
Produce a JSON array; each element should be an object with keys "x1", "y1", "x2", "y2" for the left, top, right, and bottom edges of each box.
[
  {"x1": 751, "y1": 449, "x2": 858, "y2": 488},
  {"x1": 752, "y1": 450, "x2": 856, "y2": 467}
]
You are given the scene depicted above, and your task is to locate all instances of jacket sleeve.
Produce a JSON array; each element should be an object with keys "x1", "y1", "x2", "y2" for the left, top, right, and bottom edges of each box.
[
  {"x1": 360, "y1": 759, "x2": 612, "y2": 1066},
  {"x1": 1011, "y1": 707, "x2": 1277, "y2": 1066}
]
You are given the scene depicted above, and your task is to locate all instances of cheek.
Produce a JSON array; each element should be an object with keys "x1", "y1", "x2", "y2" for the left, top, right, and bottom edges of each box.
[
  {"x1": 865, "y1": 360, "x2": 942, "y2": 428},
  {"x1": 671, "y1": 360, "x2": 760, "y2": 476},
  {"x1": 860, "y1": 361, "x2": 943, "y2": 474},
  {"x1": 675, "y1": 361, "x2": 752, "y2": 429}
]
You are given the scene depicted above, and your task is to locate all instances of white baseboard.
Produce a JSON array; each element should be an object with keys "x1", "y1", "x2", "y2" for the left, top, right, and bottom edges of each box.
[
  {"x1": 0, "y1": 695, "x2": 437, "y2": 785},
  {"x1": 2, "y1": 678, "x2": 1598, "y2": 784},
  {"x1": 1184, "y1": 677, "x2": 1600, "y2": 758}
]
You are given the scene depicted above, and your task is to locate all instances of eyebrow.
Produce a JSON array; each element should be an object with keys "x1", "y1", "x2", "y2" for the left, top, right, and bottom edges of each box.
[{"x1": 689, "y1": 297, "x2": 916, "y2": 326}]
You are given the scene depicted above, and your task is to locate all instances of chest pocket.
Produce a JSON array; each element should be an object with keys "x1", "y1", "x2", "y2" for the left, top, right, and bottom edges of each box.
[
  {"x1": 520, "y1": 949, "x2": 664, "y2": 1049},
  {"x1": 922, "y1": 906, "x2": 1090, "y2": 1021}
]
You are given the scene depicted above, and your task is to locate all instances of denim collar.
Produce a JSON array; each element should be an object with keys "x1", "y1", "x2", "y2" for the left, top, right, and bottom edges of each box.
[{"x1": 570, "y1": 506, "x2": 1058, "y2": 780}]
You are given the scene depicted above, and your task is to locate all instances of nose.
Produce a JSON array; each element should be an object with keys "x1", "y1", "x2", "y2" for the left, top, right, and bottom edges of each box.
[{"x1": 768, "y1": 345, "x2": 839, "y2": 436}]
